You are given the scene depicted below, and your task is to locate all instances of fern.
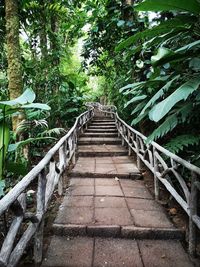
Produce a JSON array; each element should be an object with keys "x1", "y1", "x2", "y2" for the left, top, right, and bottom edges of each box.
[
  {"x1": 39, "y1": 128, "x2": 67, "y2": 137},
  {"x1": 16, "y1": 119, "x2": 48, "y2": 134},
  {"x1": 165, "y1": 134, "x2": 200, "y2": 154},
  {"x1": 131, "y1": 100, "x2": 147, "y2": 115}
]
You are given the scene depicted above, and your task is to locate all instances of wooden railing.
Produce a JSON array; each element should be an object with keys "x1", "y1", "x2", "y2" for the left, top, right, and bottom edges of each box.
[
  {"x1": 89, "y1": 102, "x2": 200, "y2": 257},
  {"x1": 0, "y1": 107, "x2": 94, "y2": 267}
]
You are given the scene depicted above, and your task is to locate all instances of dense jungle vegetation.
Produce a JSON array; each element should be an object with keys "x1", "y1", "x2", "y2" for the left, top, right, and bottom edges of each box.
[{"x1": 0, "y1": 0, "x2": 200, "y2": 196}]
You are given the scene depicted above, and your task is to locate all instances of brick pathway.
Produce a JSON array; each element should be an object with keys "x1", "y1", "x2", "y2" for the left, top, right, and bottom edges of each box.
[{"x1": 42, "y1": 116, "x2": 194, "y2": 267}]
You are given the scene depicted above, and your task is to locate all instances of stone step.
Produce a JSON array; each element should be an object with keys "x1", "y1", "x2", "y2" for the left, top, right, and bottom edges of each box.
[
  {"x1": 81, "y1": 133, "x2": 118, "y2": 138},
  {"x1": 78, "y1": 137, "x2": 121, "y2": 145},
  {"x1": 78, "y1": 151, "x2": 127, "y2": 157},
  {"x1": 70, "y1": 156, "x2": 141, "y2": 179},
  {"x1": 42, "y1": 236, "x2": 193, "y2": 267},
  {"x1": 91, "y1": 122, "x2": 116, "y2": 126},
  {"x1": 92, "y1": 119, "x2": 115, "y2": 123},
  {"x1": 85, "y1": 129, "x2": 117, "y2": 133},
  {"x1": 52, "y1": 224, "x2": 184, "y2": 240},
  {"x1": 88, "y1": 125, "x2": 117, "y2": 129},
  {"x1": 70, "y1": 172, "x2": 141, "y2": 179},
  {"x1": 78, "y1": 144, "x2": 127, "y2": 157}
]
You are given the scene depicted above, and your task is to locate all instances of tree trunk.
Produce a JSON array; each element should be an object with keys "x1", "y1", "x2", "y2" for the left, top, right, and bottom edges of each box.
[
  {"x1": 50, "y1": 14, "x2": 60, "y2": 94},
  {"x1": 5, "y1": 0, "x2": 23, "y2": 131}
]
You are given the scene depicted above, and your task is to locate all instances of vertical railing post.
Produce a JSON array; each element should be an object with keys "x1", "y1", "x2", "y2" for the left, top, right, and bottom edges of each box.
[
  {"x1": 189, "y1": 172, "x2": 198, "y2": 256},
  {"x1": 128, "y1": 129, "x2": 131, "y2": 156},
  {"x1": 153, "y1": 147, "x2": 160, "y2": 200},
  {"x1": 34, "y1": 169, "x2": 46, "y2": 266},
  {"x1": 136, "y1": 136, "x2": 142, "y2": 170},
  {"x1": 121, "y1": 125, "x2": 125, "y2": 146}
]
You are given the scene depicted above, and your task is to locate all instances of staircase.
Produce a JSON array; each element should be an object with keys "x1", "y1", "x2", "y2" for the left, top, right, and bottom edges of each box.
[{"x1": 42, "y1": 115, "x2": 194, "y2": 267}]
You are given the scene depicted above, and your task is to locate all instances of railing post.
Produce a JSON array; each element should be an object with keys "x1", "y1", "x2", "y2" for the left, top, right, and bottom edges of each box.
[
  {"x1": 128, "y1": 130, "x2": 131, "y2": 156},
  {"x1": 34, "y1": 169, "x2": 46, "y2": 266},
  {"x1": 188, "y1": 172, "x2": 198, "y2": 256},
  {"x1": 153, "y1": 147, "x2": 160, "y2": 200},
  {"x1": 136, "y1": 136, "x2": 142, "y2": 170}
]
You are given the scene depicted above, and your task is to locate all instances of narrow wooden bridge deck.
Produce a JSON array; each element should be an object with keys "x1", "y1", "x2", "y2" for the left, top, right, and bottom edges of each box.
[{"x1": 42, "y1": 116, "x2": 194, "y2": 267}]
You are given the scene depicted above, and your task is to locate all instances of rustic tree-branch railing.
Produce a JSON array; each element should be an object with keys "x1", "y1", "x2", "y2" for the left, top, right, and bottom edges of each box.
[
  {"x1": 0, "y1": 102, "x2": 200, "y2": 267},
  {"x1": 0, "y1": 107, "x2": 94, "y2": 267},
  {"x1": 89, "y1": 102, "x2": 200, "y2": 257}
]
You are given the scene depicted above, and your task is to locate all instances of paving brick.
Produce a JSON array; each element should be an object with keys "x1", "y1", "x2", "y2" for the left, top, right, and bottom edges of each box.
[
  {"x1": 138, "y1": 240, "x2": 194, "y2": 267},
  {"x1": 122, "y1": 186, "x2": 153, "y2": 199},
  {"x1": 95, "y1": 207, "x2": 133, "y2": 225},
  {"x1": 95, "y1": 185, "x2": 123, "y2": 196},
  {"x1": 93, "y1": 238, "x2": 143, "y2": 267},
  {"x1": 116, "y1": 163, "x2": 139, "y2": 173},
  {"x1": 95, "y1": 157, "x2": 113, "y2": 164},
  {"x1": 95, "y1": 163, "x2": 117, "y2": 174},
  {"x1": 62, "y1": 196, "x2": 93, "y2": 207},
  {"x1": 55, "y1": 207, "x2": 94, "y2": 224},
  {"x1": 112, "y1": 156, "x2": 133, "y2": 164},
  {"x1": 126, "y1": 198, "x2": 163, "y2": 211},
  {"x1": 70, "y1": 185, "x2": 94, "y2": 196},
  {"x1": 95, "y1": 196, "x2": 126, "y2": 208},
  {"x1": 95, "y1": 178, "x2": 119, "y2": 186},
  {"x1": 120, "y1": 179, "x2": 145, "y2": 188},
  {"x1": 72, "y1": 162, "x2": 95, "y2": 173},
  {"x1": 131, "y1": 209, "x2": 174, "y2": 228},
  {"x1": 42, "y1": 236, "x2": 93, "y2": 267},
  {"x1": 69, "y1": 178, "x2": 94, "y2": 186}
]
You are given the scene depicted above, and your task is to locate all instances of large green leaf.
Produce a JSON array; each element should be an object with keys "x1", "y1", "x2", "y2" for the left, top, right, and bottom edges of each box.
[
  {"x1": 8, "y1": 137, "x2": 56, "y2": 152},
  {"x1": 131, "y1": 100, "x2": 147, "y2": 115},
  {"x1": 119, "y1": 82, "x2": 145, "y2": 92},
  {"x1": 151, "y1": 47, "x2": 175, "y2": 65},
  {"x1": 140, "y1": 75, "x2": 180, "y2": 115},
  {"x1": 149, "y1": 77, "x2": 200, "y2": 122},
  {"x1": 124, "y1": 95, "x2": 147, "y2": 108},
  {"x1": 0, "y1": 88, "x2": 36, "y2": 108},
  {"x1": 131, "y1": 110, "x2": 149, "y2": 125},
  {"x1": 115, "y1": 16, "x2": 194, "y2": 51},
  {"x1": 151, "y1": 41, "x2": 200, "y2": 66},
  {"x1": 135, "y1": 0, "x2": 200, "y2": 14},
  {"x1": 147, "y1": 102, "x2": 194, "y2": 142},
  {"x1": 176, "y1": 39, "x2": 200, "y2": 53},
  {"x1": 21, "y1": 103, "x2": 51, "y2": 110},
  {"x1": 152, "y1": 49, "x2": 200, "y2": 67},
  {"x1": 146, "y1": 113, "x2": 178, "y2": 143}
]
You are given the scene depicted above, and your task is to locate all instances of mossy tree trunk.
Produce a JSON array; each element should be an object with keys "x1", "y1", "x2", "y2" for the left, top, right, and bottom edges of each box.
[{"x1": 5, "y1": 0, "x2": 24, "y2": 132}]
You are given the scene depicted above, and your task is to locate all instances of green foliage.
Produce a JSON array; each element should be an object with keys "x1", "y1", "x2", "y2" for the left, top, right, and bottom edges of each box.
[
  {"x1": 135, "y1": 0, "x2": 200, "y2": 14},
  {"x1": 165, "y1": 135, "x2": 200, "y2": 154},
  {"x1": 149, "y1": 77, "x2": 200, "y2": 122}
]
